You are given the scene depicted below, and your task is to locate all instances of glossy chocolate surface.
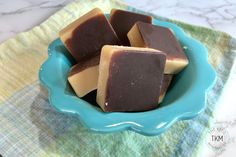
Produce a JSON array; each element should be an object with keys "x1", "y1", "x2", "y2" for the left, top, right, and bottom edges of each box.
[
  {"x1": 110, "y1": 9, "x2": 152, "y2": 46},
  {"x1": 104, "y1": 50, "x2": 166, "y2": 112},
  {"x1": 65, "y1": 14, "x2": 120, "y2": 61},
  {"x1": 136, "y1": 22, "x2": 187, "y2": 60}
]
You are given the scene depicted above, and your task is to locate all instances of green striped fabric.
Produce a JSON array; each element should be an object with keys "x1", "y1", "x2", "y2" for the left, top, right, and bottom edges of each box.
[{"x1": 0, "y1": 0, "x2": 235, "y2": 156}]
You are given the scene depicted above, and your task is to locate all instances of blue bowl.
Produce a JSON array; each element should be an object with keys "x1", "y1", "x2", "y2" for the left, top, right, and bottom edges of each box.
[{"x1": 39, "y1": 17, "x2": 216, "y2": 136}]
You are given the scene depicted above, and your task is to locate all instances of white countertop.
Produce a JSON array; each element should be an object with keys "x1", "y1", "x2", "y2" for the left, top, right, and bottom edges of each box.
[
  {"x1": 1, "y1": 0, "x2": 236, "y2": 44},
  {"x1": 0, "y1": 0, "x2": 236, "y2": 156}
]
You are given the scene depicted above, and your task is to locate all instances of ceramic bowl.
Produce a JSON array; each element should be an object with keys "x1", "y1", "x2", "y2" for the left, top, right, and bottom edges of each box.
[{"x1": 39, "y1": 17, "x2": 216, "y2": 136}]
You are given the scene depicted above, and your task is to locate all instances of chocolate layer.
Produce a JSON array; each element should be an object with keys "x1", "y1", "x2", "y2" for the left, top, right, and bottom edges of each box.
[
  {"x1": 128, "y1": 22, "x2": 189, "y2": 74},
  {"x1": 136, "y1": 22, "x2": 187, "y2": 60},
  {"x1": 60, "y1": 8, "x2": 120, "y2": 62},
  {"x1": 97, "y1": 45, "x2": 166, "y2": 112},
  {"x1": 69, "y1": 54, "x2": 100, "y2": 76},
  {"x1": 109, "y1": 9, "x2": 152, "y2": 46},
  {"x1": 159, "y1": 74, "x2": 173, "y2": 103}
]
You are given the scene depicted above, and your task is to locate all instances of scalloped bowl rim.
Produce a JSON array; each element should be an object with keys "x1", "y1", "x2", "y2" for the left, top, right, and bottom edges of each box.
[{"x1": 39, "y1": 17, "x2": 216, "y2": 136}]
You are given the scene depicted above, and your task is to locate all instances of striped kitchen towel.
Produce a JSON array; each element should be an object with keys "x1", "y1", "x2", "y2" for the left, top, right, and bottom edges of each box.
[{"x1": 0, "y1": 0, "x2": 236, "y2": 156}]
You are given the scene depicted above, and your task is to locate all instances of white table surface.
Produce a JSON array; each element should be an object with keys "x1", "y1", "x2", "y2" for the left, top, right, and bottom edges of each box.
[{"x1": 0, "y1": 0, "x2": 236, "y2": 156}]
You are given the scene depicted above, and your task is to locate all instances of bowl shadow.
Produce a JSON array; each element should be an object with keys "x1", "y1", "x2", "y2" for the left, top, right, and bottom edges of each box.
[{"x1": 30, "y1": 85, "x2": 82, "y2": 151}]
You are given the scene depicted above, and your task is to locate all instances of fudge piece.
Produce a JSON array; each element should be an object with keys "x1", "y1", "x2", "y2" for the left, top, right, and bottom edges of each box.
[
  {"x1": 159, "y1": 75, "x2": 173, "y2": 103},
  {"x1": 68, "y1": 55, "x2": 100, "y2": 97},
  {"x1": 59, "y1": 8, "x2": 120, "y2": 62},
  {"x1": 109, "y1": 9, "x2": 152, "y2": 46},
  {"x1": 69, "y1": 55, "x2": 170, "y2": 102},
  {"x1": 97, "y1": 45, "x2": 166, "y2": 112},
  {"x1": 128, "y1": 22, "x2": 189, "y2": 74}
]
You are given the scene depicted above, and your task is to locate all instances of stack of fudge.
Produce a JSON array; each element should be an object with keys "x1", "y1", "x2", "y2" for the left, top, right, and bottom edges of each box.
[{"x1": 59, "y1": 8, "x2": 188, "y2": 112}]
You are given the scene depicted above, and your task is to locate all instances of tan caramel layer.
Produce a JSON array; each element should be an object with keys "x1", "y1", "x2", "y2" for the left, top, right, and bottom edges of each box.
[{"x1": 68, "y1": 64, "x2": 99, "y2": 97}]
